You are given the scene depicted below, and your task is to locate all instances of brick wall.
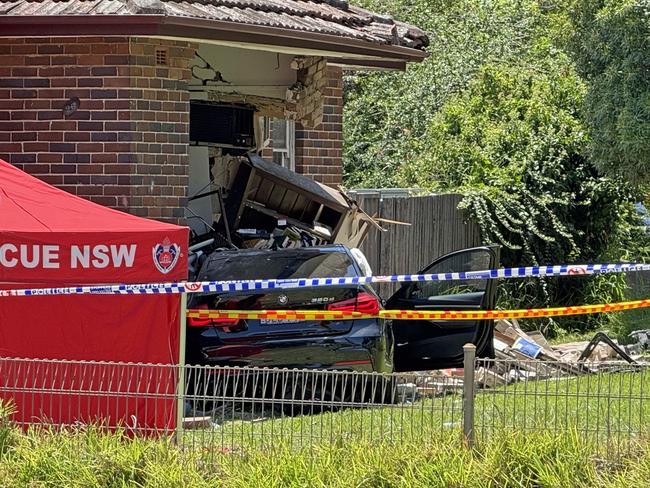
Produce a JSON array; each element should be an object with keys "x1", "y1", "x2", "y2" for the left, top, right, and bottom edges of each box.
[
  {"x1": 261, "y1": 65, "x2": 343, "y2": 186},
  {"x1": 0, "y1": 36, "x2": 195, "y2": 224},
  {"x1": 294, "y1": 65, "x2": 343, "y2": 186}
]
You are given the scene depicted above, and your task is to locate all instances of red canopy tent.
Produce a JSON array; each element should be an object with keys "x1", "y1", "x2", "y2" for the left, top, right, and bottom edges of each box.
[{"x1": 0, "y1": 159, "x2": 188, "y2": 432}]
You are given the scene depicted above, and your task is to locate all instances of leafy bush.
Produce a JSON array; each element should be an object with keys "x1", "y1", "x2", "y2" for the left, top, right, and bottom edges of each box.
[
  {"x1": 569, "y1": 0, "x2": 650, "y2": 183},
  {"x1": 397, "y1": 63, "x2": 641, "y2": 332},
  {"x1": 343, "y1": 0, "x2": 542, "y2": 187},
  {"x1": 343, "y1": 0, "x2": 650, "y2": 334}
]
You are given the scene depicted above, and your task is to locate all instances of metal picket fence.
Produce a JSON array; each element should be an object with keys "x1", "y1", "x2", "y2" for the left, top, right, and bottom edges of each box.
[
  {"x1": 0, "y1": 353, "x2": 648, "y2": 461},
  {"x1": 471, "y1": 355, "x2": 650, "y2": 460},
  {"x1": 181, "y1": 365, "x2": 463, "y2": 458}
]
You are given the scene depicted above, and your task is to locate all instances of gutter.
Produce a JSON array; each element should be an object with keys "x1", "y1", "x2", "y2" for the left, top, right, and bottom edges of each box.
[{"x1": 0, "y1": 14, "x2": 428, "y2": 64}]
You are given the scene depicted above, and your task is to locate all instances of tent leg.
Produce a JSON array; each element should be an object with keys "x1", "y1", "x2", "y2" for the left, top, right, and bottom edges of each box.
[{"x1": 175, "y1": 293, "x2": 187, "y2": 446}]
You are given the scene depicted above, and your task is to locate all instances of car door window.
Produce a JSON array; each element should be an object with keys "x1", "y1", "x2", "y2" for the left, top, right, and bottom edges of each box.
[
  {"x1": 411, "y1": 250, "x2": 491, "y2": 300},
  {"x1": 388, "y1": 246, "x2": 500, "y2": 372}
]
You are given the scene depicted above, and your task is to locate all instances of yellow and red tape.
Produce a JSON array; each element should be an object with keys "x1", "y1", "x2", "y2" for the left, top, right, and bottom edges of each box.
[{"x1": 187, "y1": 298, "x2": 650, "y2": 322}]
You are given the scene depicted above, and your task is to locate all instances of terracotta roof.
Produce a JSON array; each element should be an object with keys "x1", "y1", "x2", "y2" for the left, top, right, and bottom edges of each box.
[{"x1": 0, "y1": 0, "x2": 429, "y2": 51}]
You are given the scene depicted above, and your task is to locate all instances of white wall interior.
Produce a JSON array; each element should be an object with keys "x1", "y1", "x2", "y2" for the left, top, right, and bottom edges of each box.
[
  {"x1": 187, "y1": 145, "x2": 214, "y2": 234},
  {"x1": 189, "y1": 45, "x2": 297, "y2": 100},
  {"x1": 187, "y1": 45, "x2": 298, "y2": 223}
]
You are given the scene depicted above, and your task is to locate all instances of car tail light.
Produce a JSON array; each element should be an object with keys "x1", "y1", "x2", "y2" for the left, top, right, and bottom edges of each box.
[
  {"x1": 327, "y1": 292, "x2": 380, "y2": 315},
  {"x1": 188, "y1": 304, "x2": 242, "y2": 330}
]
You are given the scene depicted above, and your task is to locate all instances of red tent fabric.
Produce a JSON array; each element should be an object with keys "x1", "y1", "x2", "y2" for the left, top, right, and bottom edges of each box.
[{"x1": 0, "y1": 159, "x2": 189, "y2": 432}]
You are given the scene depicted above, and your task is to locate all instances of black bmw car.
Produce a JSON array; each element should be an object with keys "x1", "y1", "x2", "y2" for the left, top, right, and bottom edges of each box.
[
  {"x1": 186, "y1": 245, "x2": 392, "y2": 373},
  {"x1": 186, "y1": 244, "x2": 499, "y2": 373}
]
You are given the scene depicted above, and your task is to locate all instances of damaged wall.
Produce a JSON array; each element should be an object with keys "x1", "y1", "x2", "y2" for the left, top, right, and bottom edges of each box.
[
  {"x1": 291, "y1": 56, "x2": 327, "y2": 128},
  {"x1": 295, "y1": 65, "x2": 343, "y2": 186},
  {"x1": 262, "y1": 64, "x2": 344, "y2": 186},
  {"x1": 188, "y1": 45, "x2": 342, "y2": 188}
]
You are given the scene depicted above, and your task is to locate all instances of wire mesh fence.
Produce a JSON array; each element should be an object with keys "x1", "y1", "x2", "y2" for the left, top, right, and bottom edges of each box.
[
  {"x1": 473, "y1": 357, "x2": 650, "y2": 459},
  {"x1": 0, "y1": 357, "x2": 178, "y2": 436},
  {"x1": 0, "y1": 355, "x2": 648, "y2": 461},
  {"x1": 182, "y1": 366, "x2": 463, "y2": 457}
]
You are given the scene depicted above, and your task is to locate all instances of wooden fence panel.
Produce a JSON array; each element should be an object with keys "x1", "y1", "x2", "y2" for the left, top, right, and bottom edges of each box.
[{"x1": 355, "y1": 193, "x2": 481, "y2": 298}]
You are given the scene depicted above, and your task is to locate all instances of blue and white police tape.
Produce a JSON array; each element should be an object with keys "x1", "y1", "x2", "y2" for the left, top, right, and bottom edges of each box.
[{"x1": 2, "y1": 262, "x2": 650, "y2": 297}]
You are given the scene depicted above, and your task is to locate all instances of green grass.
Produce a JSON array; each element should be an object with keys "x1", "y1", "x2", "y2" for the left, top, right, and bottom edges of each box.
[
  {"x1": 2, "y1": 426, "x2": 650, "y2": 487},
  {"x1": 184, "y1": 369, "x2": 650, "y2": 458},
  {"x1": 2, "y1": 371, "x2": 650, "y2": 486}
]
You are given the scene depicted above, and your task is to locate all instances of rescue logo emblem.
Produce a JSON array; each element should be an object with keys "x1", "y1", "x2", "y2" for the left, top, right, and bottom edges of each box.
[{"x1": 152, "y1": 237, "x2": 180, "y2": 274}]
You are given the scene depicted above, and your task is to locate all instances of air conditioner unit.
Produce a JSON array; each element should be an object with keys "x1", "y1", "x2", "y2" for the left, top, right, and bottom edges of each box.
[{"x1": 189, "y1": 102, "x2": 255, "y2": 151}]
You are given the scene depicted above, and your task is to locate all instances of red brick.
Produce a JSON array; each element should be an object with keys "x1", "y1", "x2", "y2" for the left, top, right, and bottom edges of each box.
[
  {"x1": 39, "y1": 89, "x2": 65, "y2": 98},
  {"x1": 12, "y1": 132, "x2": 36, "y2": 142},
  {"x1": 20, "y1": 163, "x2": 51, "y2": 173},
  {"x1": 0, "y1": 121, "x2": 23, "y2": 131},
  {"x1": 104, "y1": 55, "x2": 128, "y2": 64},
  {"x1": 24, "y1": 55, "x2": 51, "y2": 66},
  {"x1": 78, "y1": 163, "x2": 105, "y2": 174},
  {"x1": 64, "y1": 66, "x2": 91, "y2": 77},
  {"x1": 51, "y1": 78, "x2": 77, "y2": 88},
  {"x1": 37, "y1": 111, "x2": 63, "y2": 120},
  {"x1": 78, "y1": 78, "x2": 103, "y2": 88},
  {"x1": 91, "y1": 111, "x2": 118, "y2": 120},
  {"x1": 64, "y1": 132, "x2": 91, "y2": 142},
  {"x1": 91, "y1": 153, "x2": 116, "y2": 163},
  {"x1": 38, "y1": 44, "x2": 64, "y2": 55},
  {"x1": 39, "y1": 67, "x2": 65, "y2": 77},
  {"x1": 48, "y1": 164, "x2": 78, "y2": 174},
  {"x1": 37, "y1": 154, "x2": 63, "y2": 163},
  {"x1": 0, "y1": 143, "x2": 22, "y2": 152},
  {"x1": 77, "y1": 143, "x2": 104, "y2": 152},
  {"x1": 0, "y1": 55, "x2": 26, "y2": 65},
  {"x1": 12, "y1": 89, "x2": 37, "y2": 98},
  {"x1": 63, "y1": 44, "x2": 92, "y2": 55},
  {"x1": 0, "y1": 100, "x2": 24, "y2": 109},
  {"x1": 50, "y1": 121, "x2": 76, "y2": 130},
  {"x1": 38, "y1": 132, "x2": 64, "y2": 142},
  {"x1": 39, "y1": 174, "x2": 63, "y2": 185},
  {"x1": 75, "y1": 55, "x2": 104, "y2": 66},
  {"x1": 51, "y1": 56, "x2": 78, "y2": 66},
  {"x1": 88, "y1": 196, "x2": 118, "y2": 207}
]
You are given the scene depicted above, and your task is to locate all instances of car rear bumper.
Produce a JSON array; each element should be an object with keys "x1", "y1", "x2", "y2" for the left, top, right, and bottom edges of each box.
[{"x1": 186, "y1": 319, "x2": 392, "y2": 373}]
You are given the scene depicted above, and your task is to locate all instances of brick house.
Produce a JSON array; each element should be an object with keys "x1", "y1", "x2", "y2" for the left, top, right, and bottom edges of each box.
[{"x1": 0, "y1": 0, "x2": 427, "y2": 226}]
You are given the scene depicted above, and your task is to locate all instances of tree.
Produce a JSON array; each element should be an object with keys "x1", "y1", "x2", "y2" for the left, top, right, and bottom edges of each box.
[
  {"x1": 343, "y1": 0, "x2": 541, "y2": 187},
  {"x1": 570, "y1": 0, "x2": 650, "y2": 183},
  {"x1": 344, "y1": 0, "x2": 650, "y2": 334},
  {"x1": 397, "y1": 64, "x2": 638, "y2": 323}
]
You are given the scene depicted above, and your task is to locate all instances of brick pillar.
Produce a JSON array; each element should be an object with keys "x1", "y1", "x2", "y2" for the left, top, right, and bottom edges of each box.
[
  {"x1": 0, "y1": 36, "x2": 196, "y2": 224},
  {"x1": 294, "y1": 65, "x2": 343, "y2": 186}
]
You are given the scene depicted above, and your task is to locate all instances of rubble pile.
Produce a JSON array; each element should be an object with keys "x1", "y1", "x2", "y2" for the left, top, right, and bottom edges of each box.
[{"x1": 406, "y1": 320, "x2": 650, "y2": 398}]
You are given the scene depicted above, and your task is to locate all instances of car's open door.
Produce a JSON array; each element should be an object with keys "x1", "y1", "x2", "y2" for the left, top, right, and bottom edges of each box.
[{"x1": 386, "y1": 246, "x2": 499, "y2": 372}]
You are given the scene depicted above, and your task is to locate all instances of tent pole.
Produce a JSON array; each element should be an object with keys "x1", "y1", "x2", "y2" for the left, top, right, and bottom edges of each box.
[{"x1": 175, "y1": 293, "x2": 187, "y2": 445}]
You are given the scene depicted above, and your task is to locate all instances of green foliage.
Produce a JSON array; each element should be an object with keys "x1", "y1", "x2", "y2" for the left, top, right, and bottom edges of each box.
[
  {"x1": 344, "y1": 0, "x2": 650, "y2": 335},
  {"x1": 570, "y1": 0, "x2": 650, "y2": 183},
  {"x1": 3, "y1": 424, "x2": 650, "y2": 486},
  {"x1": 400, "y1": 64, "x2": 592, "y2": 261},
  {"x1": 0, "y1": 400, "x2": 16, "y2": 457},
  {"x1": 343, "y1": 0, "x2": 542, "y2": 187},
  {"x1": 397, "y1": 63, "x2": 643, "y2": 330}
]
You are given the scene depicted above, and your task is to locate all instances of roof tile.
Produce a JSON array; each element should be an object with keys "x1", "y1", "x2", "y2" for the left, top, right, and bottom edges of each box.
[{"x1": 0, "y1": 0, "x2": 429, "y2": 50}]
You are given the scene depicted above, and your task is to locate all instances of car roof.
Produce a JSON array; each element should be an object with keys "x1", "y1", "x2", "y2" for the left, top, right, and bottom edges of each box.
[{"x1": 207, "y1": 244, "x2": 349, "y2": 258}]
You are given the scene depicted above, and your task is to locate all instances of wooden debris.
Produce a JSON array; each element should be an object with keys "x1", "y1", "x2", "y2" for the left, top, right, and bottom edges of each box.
[
  {"x1": 475, "y1": 367, "x2": 507, "y2": 388},
  {"x1": 183, "y1": 416, "x2": 212, "y2": 430}
]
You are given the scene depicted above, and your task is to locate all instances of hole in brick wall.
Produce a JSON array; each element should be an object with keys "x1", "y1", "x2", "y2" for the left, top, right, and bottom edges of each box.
[{"x1": 155, "y1": 48, "x2": 168, "y2": 66}]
